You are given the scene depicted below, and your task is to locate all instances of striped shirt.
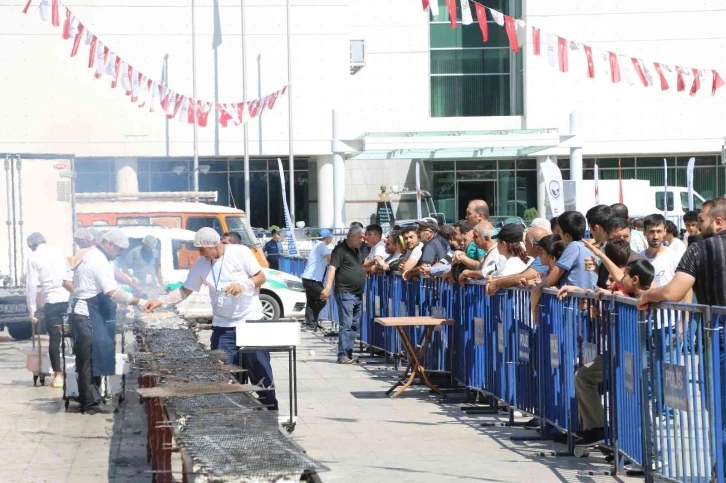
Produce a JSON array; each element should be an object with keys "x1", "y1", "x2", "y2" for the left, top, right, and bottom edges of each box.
[{"x1": 676, "y1": 231, "x2": 726, "y2": 307}]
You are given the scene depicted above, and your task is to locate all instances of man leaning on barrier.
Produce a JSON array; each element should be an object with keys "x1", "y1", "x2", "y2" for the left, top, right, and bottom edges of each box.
[{"x1": 458, "y1": 222, "x2": 500, "y2": 284}]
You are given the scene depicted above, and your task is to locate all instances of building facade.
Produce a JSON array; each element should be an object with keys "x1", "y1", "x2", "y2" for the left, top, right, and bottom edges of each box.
[{"x1": 3, "y1": 0, "x2": 726, "y2": 228}]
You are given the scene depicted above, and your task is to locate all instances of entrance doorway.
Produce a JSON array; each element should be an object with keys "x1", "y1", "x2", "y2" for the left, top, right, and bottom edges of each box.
[{"x1": 457, "y1": 181, "x2": 497, "y2": 220}]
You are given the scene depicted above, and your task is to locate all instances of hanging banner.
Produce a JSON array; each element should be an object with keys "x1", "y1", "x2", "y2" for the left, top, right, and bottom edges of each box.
[
  {"x1": 415, "y1": 162, "x2": 423, "y2": 220},
  {"x1": 540, "y1": 157, "x2": 564, "y2": 217},
  {"x1": 277, "y1": 158, "x2": 299, "y2": 257},
  {"x1": 663, "y1": 158, "x2": 668, "y2": 218},
  {"x1": 618, "y1": 158, "x2": 624, "y2": 204},
  {"x1": 687, "y1": 157, "x2": 696, "y2": 211},
  {"x1": 594, "y1": 164, "x2": 600, "y2": 205}
]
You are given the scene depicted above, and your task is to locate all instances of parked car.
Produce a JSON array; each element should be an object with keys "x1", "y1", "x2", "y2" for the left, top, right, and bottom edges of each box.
[{"x1": 114, "y1": 226, "x2": 306, "y2": 320}]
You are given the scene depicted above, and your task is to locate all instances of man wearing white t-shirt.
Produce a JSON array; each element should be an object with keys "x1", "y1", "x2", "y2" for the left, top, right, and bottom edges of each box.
[
  {"x1": 640, "y1": 214, "x2": 681, "y2": 288},
  {"x1": 302, "y1": 229, "x2": 333, "y2": 329},
  {"x1": 362, "y1": 224, "x2": 386, "y2": 273},
  {"x1": 146, "y1": 227, "x2": 277, "y2": 409}
]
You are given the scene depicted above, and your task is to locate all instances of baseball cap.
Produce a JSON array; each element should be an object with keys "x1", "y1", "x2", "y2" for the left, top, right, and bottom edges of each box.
[
  {"x1": 416, "y1": 218, "x2": 439, "y2": 233},
  {"x1": 319, "y1": 228, "x2": 332, "y2": 238},
  {"x1": 142, "y1": 235, "x2": 158, "y2": 248},
  {"x1": 493, "y1": 224, "x2": 524, "y2": 243}
]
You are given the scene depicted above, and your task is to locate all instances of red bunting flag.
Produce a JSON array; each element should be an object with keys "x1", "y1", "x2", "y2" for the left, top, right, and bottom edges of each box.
[
  {"x1": 22, "y1": 0, "x2": 32, "y2": 14},
  {"x1": 557, "y1": 36, "x2": 568, "y2": 72},
  {"x1": 653, "y1": 62, "x2": 669, "y2": 90},
  {"x1": 676, "y1": 67, "x2": 686, "y2": 92},
  {"x1": 110, "y1": 56, "x2": 121, "y2": 88},
  {"x1": 51, "y1": 0, "x2": 59, "y2": 26},
  {"x1": 632, "y1": 58, "x2": 649, "y2": 87},
  {"x1": 197, "y1": 101, "x2": 212, "y2": 127},
  {"x1": 88, "y1": 35, "x2": 97, "y2": 68},
  {"x1": 532, "y1": 27, "x2": 540, "y2": 55},
  {"x1": 504, "y1": 15, "x2": 519, "y2": 53},
  {"x1": 421, "y1": 0, "x2": 429, "y2": 10},
  {"x1": 445, "y1": 0, "x2": 456, "y2": 28},
  {"x1": 713, "y1": 70, "x2": 725, "y2": 96},
  {"x1": 71, "y1": 24, "x2": 85, "y2": 57},
  {"x1": 62, "y1": 9, "x2": 71, "y2": 39},
  {"x1": 474, "y1": 3, "x2": 488, "y2": 42},
  {"x1": 609, "y1": 52, "x2": 621, "y2": 83},
  {"x1": 584, "y1": 45, "x2": 594, "y2": 78},
  {"x1": 690, "y1": 68, "x2": 701, "y2": 96}
]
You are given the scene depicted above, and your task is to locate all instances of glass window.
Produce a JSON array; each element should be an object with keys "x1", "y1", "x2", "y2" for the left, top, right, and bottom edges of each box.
[
  {"x1": 457, "y1": 160, "x2": 497, "y2": 171},
  {"x1": 635, "y1": 157, "x2": 668, "y2": 168},
  {"x1": 224, "y1": 216, "x2": 256, "y2": 246},
  {"x1": 172, "y1": 239, "x2": 200, "y2": 270},
  {"x1": 431, "y1": 49, "x2": 509, "y2": 74},
  {"x1": 431, "y1": 75, "x2": 511, "y2": 117},
  {"x1": 655, "y1": 192, "x2": 674, "y2": 212},
  {"x1": 75, "y1": 172, "x2": 113, "y2": 193},
  {"x1": 186, "y1": 216, "x2": 223, "y2": 234},
  {"x1": 595, "y1": 158, "x2": 635, "y2": 168},
  {"x1": 517, "y1": 171, "x2": 537, "y2": 217},
  {"x1": 432, "y1": 172, "x2": 456, "y2": 223},
  {"x1": 432, "y1": 161, "x2": 454, "y2": 171},
  {"x1": 498, "y1": 160, "x2": 515, "y2": 170},
  {"x1": 516, "y1": 159, "x2": 536, "y2": 170},
  {"x1": 679, "y1": 192, "x2": 703, "y2": 212}
]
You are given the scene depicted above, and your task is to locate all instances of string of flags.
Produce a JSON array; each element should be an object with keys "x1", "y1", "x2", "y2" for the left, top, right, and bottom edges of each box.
[
  {"x1": 22, "y1": 0, "x2": 288, "y2": 127},
  {"x1": 422, "y1": 0, "x2": 725, "y2": 97}
]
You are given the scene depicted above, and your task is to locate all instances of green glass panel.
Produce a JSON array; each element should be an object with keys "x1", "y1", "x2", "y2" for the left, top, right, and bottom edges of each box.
[
  {"x1": 430, "y1": 49, "x2": 509, "y2": 75},
  {"x1": 498, "y1": 160, "x2": 515, "y2": 170},
  {"x1": 498, "y1": 171, "x2": 516, "y2": 216},
  {"x1": 635, "y1": 157, "x2": 669, "y2": 168},
  {"x1": 432, "y1": 172, "x2": 456, "y2": 223},
  {"x1": 432, "y1": 161, "x2": 454, "y2": 171},
  {"x1": 457, "y1": 171, "x2": 497, "y2": 181},
  {"x1": 594, "y1": 157, "x2": 635, "y2": 168},
  {"x1": 457, "y1": 160, "x2": 497, "y2": 171},
  {"x1": 431, "y1": 75, "x2": 511, "y2": 117},
  {"x1": 430, "y1": 23, "x2": 508, "y2": 49},
  {"x1": 516, "y1": 159, "x2": 536, "y2": 170}
]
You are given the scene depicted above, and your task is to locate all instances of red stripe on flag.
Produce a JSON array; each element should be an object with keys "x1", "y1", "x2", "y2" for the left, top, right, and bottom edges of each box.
[
  {"x1": 62, "y1": 9, "x2": 71, "y2": 39},
  {"x1": 421, "y1": 0, "x2": 429, "y2": 11},
  {"x1": 609, "y1": 52, "x2": 621, "y2": 83},
  {"x1": 504, "y1": 15, "x2": 519, "y2": 53},
  {"x1": 110, "y1": 56, "x2": 121, "y2": 88},
  {"x1": 584, "y1": 45, "x2": 594, "y2": 78},
  {"x1": 71, "y1": 24, "x2": 84, "y2": 57},
  {"x1": 713, "y1": 70, "x2": 725, "y2": 96},
  {"x1": 618, "y1": 159, "x2": 624, "y2": 204},
  {"x1": 632, "y1": 58, "x2": 648, "y2": 87},
  {"x1": 689, "y1": 68, "x2": 701, "y2": 96},
  {"x1": 474, "y1": 3, "x2": 489, "y2": 42},
  {"x1": 88, "y1": 35, "x2": 97, "y2": 68},
  {"x1": 532, "y1": 27, "x2": 540, "y2": 55},
  {"x1": 557, "y1": 37, "x2": 568, "y2": 72},
  {"x1": 676, "y1": 67, "x2": 686, "y2": 92},
  {"x1": 653, "y1": 62, "x2": 669, "y2": 90},
  {"x1": 445, "y1": 0, "x2": 456, "y2": 28},
  {"x1": 22, "y1": 0, "x2": 33, "y2": 14},
  {"x1": 51, "y1": 0, "x2": 59, "y2": 26}
]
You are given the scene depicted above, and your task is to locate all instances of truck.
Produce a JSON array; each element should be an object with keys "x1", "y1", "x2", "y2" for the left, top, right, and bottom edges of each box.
[
  {"x1": 0, "y1": 155, "x2": 76, "y2": 340},
  {"x1": 563, "y1": 180, "x2": 706, "y2": 220}
]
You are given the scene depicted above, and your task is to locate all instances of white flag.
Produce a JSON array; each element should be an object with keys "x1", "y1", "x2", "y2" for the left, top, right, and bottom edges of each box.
[
  {"x1": 642, "y1": 60, "x2": 655, "y2": 86},
  {"x1": 137, "y1": 77, "x2": 150, "y2": 107},
  {"x1": 429, "y1": 0, "x2": 439, "y2": 17},
  {"x1": 119, "y1": 62, "x2": 132, "y2": 92},
  {"x1": 460, "y1": 0, "x2": 473, "y2": 25},
  {"x1": 178, "y1": 97, "x2": 189, "y2": 123},
  {"x1": 619, "y1": 55, "x2": 635, "y2": 85},
  {"x1": 416, "y1": 162, "x2": 422, "y2": 220},
  {"x1": 687, "y1": 157, "x2": 696, "y2": 211},
  {"x1": 546, "y1": 34, "x2": 556, "y2": 67},
  {"x1": 541, "y1": 157, "x2": 565, "y2": 217},
  {"x1": 131, "y1": 71, "x2": 141, "y2": 102},
  {"x1": 69, "y1": 16, "x2": 80, "y2": 37},
  {"x1": 149, "y1": 82, "x2": 160, "y2": 112},
  {"x1": 277, "y1": 158, "x2": 300, "y2": 257},
  {"x1": 94, "y1": 41, "x2": 106, "y2": 78},
  {"x1": 38, "y1": 0, "x2": 50, "y2": 22},
  {"x1": 489, "y1": 8, "x2": 504, "y2": 26},
  {"x1": 105, "y1": 52, "x2": 117, "y2": 78}
]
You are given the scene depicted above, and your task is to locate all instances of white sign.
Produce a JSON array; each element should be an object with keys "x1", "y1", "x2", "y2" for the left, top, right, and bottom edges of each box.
[
  {"x1": 540, "y1": 157, "x2": 564, "y2": 217},
  {"x1": 474, "y1": 317, "x2": 484, "y2": 346},
  {"x1": 550, "y1": 334, "x2": 560, "y2": 368},
  {"x1": 497, "y1": 322, "x2": 504, "y2": 353}
]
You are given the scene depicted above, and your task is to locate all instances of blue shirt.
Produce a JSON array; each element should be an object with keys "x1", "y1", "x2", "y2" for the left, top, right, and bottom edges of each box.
[
  {"x1": 530, "y1": 257, "x2": 549, "y2": 275},
  {"x1": 264, "y1": 239, "x2": 283, "y2": 261},
  {"x1": 555, "y1": 241, "x2": 596, "y2": 290},
  {"x1": 302, "y1": 241, "x2": 331, "y2": 282}
]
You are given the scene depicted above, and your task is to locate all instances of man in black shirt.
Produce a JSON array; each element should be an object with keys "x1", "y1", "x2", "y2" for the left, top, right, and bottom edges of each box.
[{"x1": 322, "y1": 226, "x2": 366, "y2": 364}]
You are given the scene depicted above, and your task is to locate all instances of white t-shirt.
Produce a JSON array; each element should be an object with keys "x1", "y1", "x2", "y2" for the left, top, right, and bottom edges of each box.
[
  {"x1": 480, "y1": 246, "x2": 504, "y2": 276},
  {"x1": 407, "y1": 243, "x2": 423, "y2": 264},
  {"x1": 184, "y1": 244, "x2": 264, "y2": 327},
  {"x1": 366, "y1": 240, "x2": 387, "y2": 260},
  {"x1": 667, "y1": 238, "x2": 687, "y2": 259},
  {"x1": 302, "y1": 241, "x2": 331, "y2": 282},
  {"x1": 641, "y1": 248, "x2": 680, "y2": 288},
  {"x1": 69, "y1": 247, "x2": 118, "y2": 317},
  {"x1": 491, "y1": 256, "x2": 533, "y2": 278},
  {"x1": 25, "y1": 244, "x2": 72, "y2": 313}
]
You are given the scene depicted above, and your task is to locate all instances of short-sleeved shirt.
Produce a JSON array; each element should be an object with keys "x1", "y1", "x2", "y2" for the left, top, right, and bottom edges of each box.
[
  {"x1": 302, "y1": 241, "x2": 331, "y2": 282},
  {"x1": 399, "y1": 244, "x2": 423, "y2": 267},
  {"x1": 366, "y1": 240, "x2": 387, "y2": 260},
  {"x1": 676, "y1": 231, "x2": 726, "y2": 306},
  {"x1": 122, "y1": 245, "x2": 161, "y2": 285},
  {"x1": 419, "y1": 235, "x2": 450, "y2": 266},
  {"x1": 597, "y1": 249, "x2": 643, "y2": 289},
  {"x1": 641, "y1": 248, "x2": 681, "y2": 288},
  {"x1": 465, "y1": 241, "x2": 486, "y2": 261},
  {"x1": 184, "y1": 244, "x2": 264, "y2": 327},
  {"x1": 630, "y1": 230, "x2": 648, "y2": 253},
  {"x1": 556, "y1": 240, "x2": 597, "y2": 290},
  {"x1": 667, "y1": 238, "x2": 687, "y2": 258},
  {"x1": 70, "y1": 246, "x2": 119, "y2": 317},
  {"x1": 530, "y1": 257, "x2": 549, "y2": 275},
  {"x1": 331, "y1": 241, "x2": 365, "y2": 295}
]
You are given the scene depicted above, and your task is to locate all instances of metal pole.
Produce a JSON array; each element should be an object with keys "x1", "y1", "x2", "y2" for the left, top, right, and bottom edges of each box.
[
  {"x1": 286, "y1": 0, "x2": 295, "y2": 223},
  {"x1": 241, "y1": 0, "x2": 250, "y2": 216},
  {"x1": 191, "y1": 0, "x2": 200, "y2": 191}
]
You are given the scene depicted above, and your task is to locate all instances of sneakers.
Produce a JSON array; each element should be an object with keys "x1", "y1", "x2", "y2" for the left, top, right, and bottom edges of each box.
[
  {"x1": 51, "y1": 374, "x2": 64, "y2": 388},
  {"x1": 523, "y1": 417, "x2": 541, "y2": 430},
  {"x1": 575, "y1": 427, "x2": 605, "y2": 447},
  {"x1": 337, "y1": 357, "x2": 355, "y2": 364}
]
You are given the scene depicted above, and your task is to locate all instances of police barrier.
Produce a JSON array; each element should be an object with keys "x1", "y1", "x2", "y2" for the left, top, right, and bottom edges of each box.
[
  {"x1": 279, "y1": 256, "x2": 340, "y2": 326},
  {"x1": 280, "y1": 256, "x2": 725, "y2": 480}
]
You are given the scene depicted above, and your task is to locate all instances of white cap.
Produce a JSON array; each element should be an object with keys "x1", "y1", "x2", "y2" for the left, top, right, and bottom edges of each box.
[
  {"x1": 142, "y1": 235, "x2": 158, "y2": 248},
  {"x1": 27, "y1": 232, "x2": 46, "y2": 247},
  {"x1": 73, "y1": 228, "x2": 94, "y2": 242},
  {"x1": 194, "y1": 227, "x2": 221, "y2": 248},
  {"x1": 101, "y1": 229, "x2": 130, "y2": 249}
]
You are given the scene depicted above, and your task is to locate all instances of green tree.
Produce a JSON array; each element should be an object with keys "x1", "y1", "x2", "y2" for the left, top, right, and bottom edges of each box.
[{"x1": 523, "y1": 208, "x2": 539, "y2": 223}]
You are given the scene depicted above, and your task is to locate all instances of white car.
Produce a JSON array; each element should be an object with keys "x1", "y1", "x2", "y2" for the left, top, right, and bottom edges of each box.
[{"x1": 114, "y1": 226, "x2": 306, "y2": 320}]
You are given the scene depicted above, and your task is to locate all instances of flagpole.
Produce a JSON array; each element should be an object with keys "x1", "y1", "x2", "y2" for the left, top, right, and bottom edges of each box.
[
  {"x1": 286, "y1": 0, "x2": 295, "y2": 224},
  {"x1": 241, "y1": 0, "x2": 250, "y2": 215},
  {"x1": 191, "y1": 0, "x2": 199, "y2": 191}
]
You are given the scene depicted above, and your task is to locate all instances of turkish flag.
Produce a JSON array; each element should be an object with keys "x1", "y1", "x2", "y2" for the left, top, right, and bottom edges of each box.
[
  {"x1": 690, "y1": 68, "x2": 701, "y2": 96},
  {"x1": 632, "y1": 58, "x2": 649, "y2": 87},
  {"x1": 653, "y1": 62, "x2": 669, "y2": 90},
  {"x1": 445, "y1": 0, "x2": 457, "y2": 28},
  {"x1": 71, "y1": 24, "x2": 85, "y2": 57},
  {"x1": 88, "y1": 35, "x2": 97, "y2": 68},
  {"x1": 557, "y1": 37, "x2": 568, "y2": 72},
  {"x1": 676, "y1": 67, "x2": 686, "y2": 92},
  {"x1": 62, "y1": 9, "x2": 71, "y2": 39},
  {"x1": 609, "y1": 52, "x2": 621, "y2": 83},
  {"x1": 197, "y1": 101, "x2": 212, "y2": 127},
  {"x1": 532, "y1": 27, "x2": 540, "y2": 55},
  {"x1": 504, "y1": 15, "x2": 519, "y2": 53},
  {"x1": 51, "y1": 0, "x2": 59, "y2": 26},
  {"x1": 713, "y1": 70, "x2": 725, "y2": 96},
  {"x1": 584, "y1": 45, "x2": 594, "y2": 78},
  {"x1": 110, "y1": 56, "x2": 121, "y2": 89},
  {"x1": 474, "y1": 3, "x2": 488, "y2": 42},
  {"x1": 422, "y1": 0, "x2": 429, "y2": 10}
]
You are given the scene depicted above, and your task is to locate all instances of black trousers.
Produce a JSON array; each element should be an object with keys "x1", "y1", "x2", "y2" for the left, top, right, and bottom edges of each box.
[
  {"x1": 43, "y1": 301, "x2": 68, "y2": 373},
  {"x1": 268, "y1": 258, "x2": 280, "y2": 270},
  {"x1": 303, "y1": 278, "x2": 327, "y2": 327},
  {"x1": 70, "y1": 314, "x2": 101, "y2": 409}
]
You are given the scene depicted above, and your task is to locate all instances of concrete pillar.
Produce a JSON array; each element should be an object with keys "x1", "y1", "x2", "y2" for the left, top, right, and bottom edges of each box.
[
  {"x1": 331, "y1": 110, "x2": 346, "y2": 229},
  {"x1": 316, "y1": 155, "x2": 334, "y2": 228},
  {"x1": 570, "y1": 106, "x2": 583, "y2": 181},
  {"x1": 115, "y1": 158, "x2": 139, "y2": 195}
]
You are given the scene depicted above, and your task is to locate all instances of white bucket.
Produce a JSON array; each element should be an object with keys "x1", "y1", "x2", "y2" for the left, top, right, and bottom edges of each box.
[
  {"x1": 63, "y1": 354, "x2": 126, "y2": 397},
  {"x1": 22, "y1": 346, "x2": 51, "y2": 374}
]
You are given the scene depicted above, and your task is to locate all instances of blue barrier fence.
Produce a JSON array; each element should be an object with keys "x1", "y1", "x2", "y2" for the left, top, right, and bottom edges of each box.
[{"x1": 280, "y1": 256, "x2": 726, "y2": 481}]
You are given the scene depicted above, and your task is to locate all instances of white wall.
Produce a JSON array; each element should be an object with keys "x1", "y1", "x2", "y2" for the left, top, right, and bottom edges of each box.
[{"x1": 524, "y1": 0, "x2": 726, "y2": 156}]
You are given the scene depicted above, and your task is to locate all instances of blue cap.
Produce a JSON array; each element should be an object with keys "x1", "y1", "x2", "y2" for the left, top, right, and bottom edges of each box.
[{"x1": 319, "y1": 229, "x2": 332, "y2": 238}]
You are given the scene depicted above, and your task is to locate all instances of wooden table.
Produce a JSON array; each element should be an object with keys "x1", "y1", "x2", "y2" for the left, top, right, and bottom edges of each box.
[{"x1": 374, "y1": 317, "x2": 454, "y2": 398}]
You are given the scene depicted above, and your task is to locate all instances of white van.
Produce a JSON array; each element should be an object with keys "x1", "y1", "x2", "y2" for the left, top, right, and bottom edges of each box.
[{"x1": 114, "y1": 226, "x2": 306, "y2": 320}]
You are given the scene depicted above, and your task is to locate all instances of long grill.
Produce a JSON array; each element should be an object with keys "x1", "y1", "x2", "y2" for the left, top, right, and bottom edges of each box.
[{"x1": 135, "y1": 310, "x2": 324, "y2": 482}]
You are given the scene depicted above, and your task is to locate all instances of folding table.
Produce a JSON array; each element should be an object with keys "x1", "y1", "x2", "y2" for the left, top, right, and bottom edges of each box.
[{"x1": 374, "y1": 316, "x2": 454, "y2": 398}]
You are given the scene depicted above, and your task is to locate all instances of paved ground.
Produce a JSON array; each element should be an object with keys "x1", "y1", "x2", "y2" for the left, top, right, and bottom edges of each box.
[{"x1": 0, "y1": 322, "x2": 638, "y2": 483}]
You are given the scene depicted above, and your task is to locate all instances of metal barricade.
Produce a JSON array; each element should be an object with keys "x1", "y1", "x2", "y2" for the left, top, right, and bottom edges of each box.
[
  {"x1": 710, "y1": 306, "x2": 726, "y2": 483},
  {"x1": 509, "y1": 286, "x2": 538, "y2": 417}
]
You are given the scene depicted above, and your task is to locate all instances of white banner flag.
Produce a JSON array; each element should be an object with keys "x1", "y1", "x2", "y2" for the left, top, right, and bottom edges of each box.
[
  {"x1": 277, "y1": 158, "x2": 299, "y2": 257},
  {"x1": 594, "y1": 164, "x2": 600, "y2": 204},
  {"x1": 415, "y1": 161, "x2": 422, "y2": 220},
  {"x1": 460, "y1": 0, "x2": 473, "y2": 25},
  {"x1": 663, "y1": 158, "x2": 668, "y2": 218},
  {"x1": 687, "y1": 157, "x2": 696, "y2": 211},
  {"x1": 546, "y1": 34, "x2": 556, "y2": 67},
  {"x1": 541, "y1": 157, "x2": 565, "y2": 217}
]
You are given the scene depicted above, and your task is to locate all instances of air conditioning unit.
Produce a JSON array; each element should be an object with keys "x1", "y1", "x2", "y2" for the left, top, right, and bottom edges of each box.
[{"x1": 350, "y1": 39, "x2": 365, "y2": 75}]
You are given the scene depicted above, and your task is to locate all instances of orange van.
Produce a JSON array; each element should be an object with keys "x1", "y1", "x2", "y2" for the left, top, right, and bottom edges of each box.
[{"x1": 76, "y1": 201, "x2": 268, "y2": 267}]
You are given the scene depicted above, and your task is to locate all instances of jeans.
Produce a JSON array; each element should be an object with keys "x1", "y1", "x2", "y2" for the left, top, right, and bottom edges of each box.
[
  {"x1": 335, "y1": 292, "x2": 362, "y2": 359},
  {"x1": 210, "y1": 326, "x2": 278, "y2": 409},
  {"x1": 70, "y1": 314, "x2": 101, "y2": 409},
  {"x1": 44, "y1": 301, "x2": 68, "y2": 373},
  {"x1": 302, "y1": 279, "x2": 326, "y2": 327}
]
